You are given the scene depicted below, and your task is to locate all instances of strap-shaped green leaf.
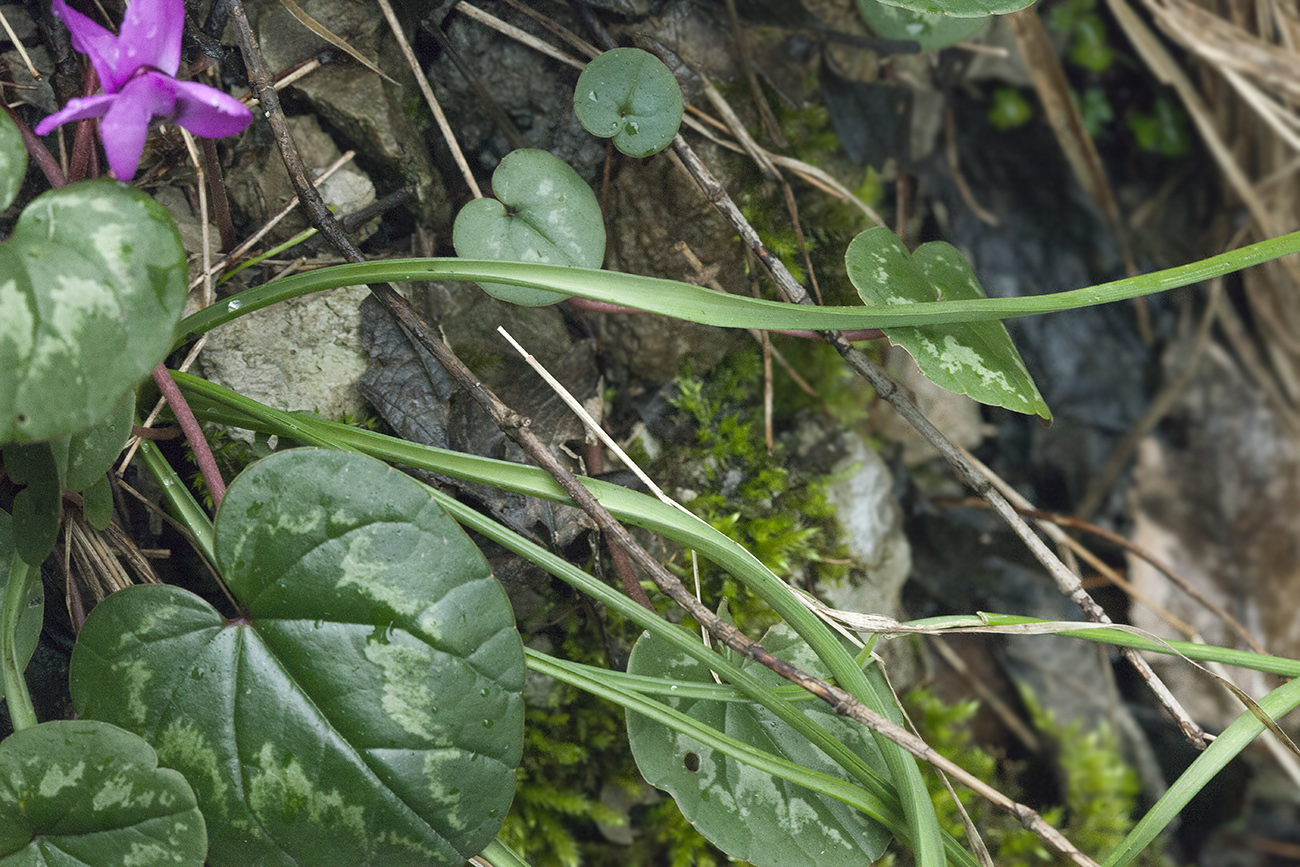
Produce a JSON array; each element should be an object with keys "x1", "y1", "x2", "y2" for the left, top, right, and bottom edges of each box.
[
  {"x1": 0, "y1": 512, "x2": 43, "y2": 681},
  {"x1": 869, "y1": 0, "x2": 1029, "y2": 18},
  {"x1": 71, "y1": 449, "x2": 525, "y2": 866},
  {"x1": 847, "y1": 227, "x2": 1051, "y2": 419}
]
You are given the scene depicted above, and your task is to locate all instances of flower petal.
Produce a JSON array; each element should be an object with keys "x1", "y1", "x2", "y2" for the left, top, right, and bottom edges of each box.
[
  {"x1": 51, "y1": 0, "x2": 130, "y2": 92},
  {"x1": 33, "y1": 93, "x2": 118, "y2": 136},
  {"x1": 170, "y1": 79, "x2": 254, "y2": 138},
  {"x1": 100, "y1": 74, "x2": 177, "y2": 180},
  {"x1": 119, "y1": 0, "x2": 185, "y2": 77}
]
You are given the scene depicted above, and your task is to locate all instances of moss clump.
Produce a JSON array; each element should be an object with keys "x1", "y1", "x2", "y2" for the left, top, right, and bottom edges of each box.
[
  {"x1": 905, "y1": 686, "x2": 1167, "y2": 866},
  {"x1": 665, "y1": 350, "x2": 851, "y2": 634},
  {"x1": 501, "y1": 605, "x2": 727, "y2": 867}
]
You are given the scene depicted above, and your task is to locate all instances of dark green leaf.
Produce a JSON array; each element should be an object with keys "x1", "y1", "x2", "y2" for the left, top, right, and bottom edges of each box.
[
  {"x1": 0, "y1": 720, "x2": 205, "y2": 867},
  {"x1": 0, "y1": 180, "x2": 187, "y2": 443},
  {"x1": 71, "y1": 448, "x2": 525, "y2": 867},
  {"x1": 80, "y1": 474, "x2": 114, "y2": 531},
  {"x1": 846, "y1": 227, "x2": 1051, "y2": 419},
  {"x1": 855, "y1": 0, "x2": 988, "y2": 48},
  {"x1": 2, "y1": 442, "x2": 62, "y2": 565},
  {"x1": 626, "y1": 624, "x2": 891, "y2": 867},
  {"x1": 0, "y1": 511, "x2": 43, "y2": 678},
  {"x1": 452, "y1": 149, "x2": 605, "y2": 306},
  {"x1": 60, "y1": 390, "x2": 135, "y2": 493},
  {"x1": 574, "y1": 48, "x2": 683, "y2": 158},
  {"x1": 0, "y1": 110, "x2": 22, "y2": 213}
]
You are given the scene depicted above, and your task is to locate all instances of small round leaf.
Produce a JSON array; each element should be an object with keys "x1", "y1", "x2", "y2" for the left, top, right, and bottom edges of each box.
[
  {"x1": 626, "y1": 624, "x2": 891, "y2": 867},
  {"x1": 0, "y1": 109, "x2": 23, "y2": 213},
  {"x1": 575, "y1": 48, "x2": 683, "y2": 158},
  {"x1": 0, "y1": 180, "x2": 187, "y2": 443},
  {"x1": 452, "y1": 149, "x2": 605, "y2": 306},
  {"x1": 71, "y1": 449, "x2": 525, "y2": 867},
  {"x1": 856, "y1": 0, "x2": 988, "y2": 49},
  {"x1": 0, "y1": 720, "x2": 206, "y2": 867}
]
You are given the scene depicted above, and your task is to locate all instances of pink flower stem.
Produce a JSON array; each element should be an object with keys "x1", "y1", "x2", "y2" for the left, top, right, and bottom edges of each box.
[
  {"x1": 564, "y1": 296, "x2": 884, "y2": 342},
  {"x1": 68, "y1": 64, "x2": 99, "y2": 183},
  {"x1": 151, "y1": 363, "x2": 226, "y2": 508}
]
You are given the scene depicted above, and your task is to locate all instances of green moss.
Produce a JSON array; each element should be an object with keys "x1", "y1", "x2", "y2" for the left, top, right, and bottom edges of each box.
[
  {"x1": 905, "y1": 686, "x2": 1056, "y2": 863},
  {"x1": 905, "y1": 686, "x2": 1171, "y2": 866},
  {"x1": 665, "y1": 350, "x2": 852, "y2": 634},
  {"x1": 502, "y1": 606, "x2": 728, "y2": 867}
]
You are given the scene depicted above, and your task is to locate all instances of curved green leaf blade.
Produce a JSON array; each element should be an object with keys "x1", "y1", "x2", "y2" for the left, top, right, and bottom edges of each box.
[
  {"x1": 0, "y1": 512, "x2": 43, "y2": 681},
  {"x1": 70, "y1": 449, "x2": 525, "y2": 867},
  {"x1": 626, "y1": 624, "x2": 891, "y2": 867},
  {"x1": 0, "y1": 180, "x2": 187, "y2": 444},
  {"x1": 0, "y1": 110, "x2": 22, "y2": 213},
  {"x1": 0, "y1": 720, "x2": 205, "y2": 867},
  {"x1": 856, "y1": 0, "x2": 988, "y2": 48},
  {"x1": 452, "y1": 149, "x2": 605, "y2": 306},
  {"x1": 847, "y1": 227, "x2": 1050, "y2": 419},
  {"x1": 574, "y1": 48, "x2": 683, "y2": 158}
]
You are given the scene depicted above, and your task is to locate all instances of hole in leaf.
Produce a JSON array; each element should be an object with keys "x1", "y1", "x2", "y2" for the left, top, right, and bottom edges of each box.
[{"x1": 683, "y1": 752, "x2": 700, "y2": 772}]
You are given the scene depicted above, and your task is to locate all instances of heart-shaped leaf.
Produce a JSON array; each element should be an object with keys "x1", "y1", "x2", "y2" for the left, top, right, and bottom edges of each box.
[
  {"x1": 855, "y1": 0, "x2": 988, "y2": 49},
  {"x1": 0, "y1": 720, "x2": 206, "y2": 867},
  {"x1": 70, "y1": 448, "x2": 524, "y2": 867},
  {"x1": 452, "y1": 149, "x2": 605, "y2": 306},
  {"x1": 626, "y1": 624, "x2": 891, "y2": 867},
  {"x1": 847, "y1": 227, "x2": 1050, "y2": 419},
  {"x1": 0, "y1": 109, "x2": 22, "y2": 212},
  {"x1": 0, "y1": 511, "x2": 44, "y2": 679},
  {"x1": 0, "y1": 179, "x2": 187, "y2": 444},
  {"x1": 574, "y1": 48, "x2": 683, "y2": 158}
]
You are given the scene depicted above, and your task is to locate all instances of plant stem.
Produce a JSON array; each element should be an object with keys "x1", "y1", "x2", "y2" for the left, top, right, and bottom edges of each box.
[
  {"x1": 199, "y1": 137, "x2": 237, "y2": 252},
  {"x1": 152, "y1": 364, "x2": 225, "y2": 508},
  {"x1": 1, "y1": 551, "x2": 38, "y2": 731}
]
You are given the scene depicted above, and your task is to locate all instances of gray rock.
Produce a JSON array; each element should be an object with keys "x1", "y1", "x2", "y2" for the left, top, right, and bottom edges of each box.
[
  {"x1": 817, "y1": 430, "x2": 911, "y2": 619},
  {"x1": 2, "y1": 44, "x2": 55, "y2": 112},
  {"x1": 224, "y1": 114, "x2": 376, "y2": 243},
  {"x1": 241, "y1": 0, "x2": 447, "y2": 226},
  {"x1": 197, "y1": 284, "x2": 374, "y2": 440}
]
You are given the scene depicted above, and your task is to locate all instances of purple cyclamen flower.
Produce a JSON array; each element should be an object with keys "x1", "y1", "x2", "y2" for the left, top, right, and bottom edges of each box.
[{"x1": 34, "y1": 0, "x2": 252, "y2": 181}]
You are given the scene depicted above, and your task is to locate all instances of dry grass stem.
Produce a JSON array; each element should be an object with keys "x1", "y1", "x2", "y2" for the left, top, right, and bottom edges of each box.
[
  {"x1": 455, "y1": 1, "x2": 586, "y2": 71},
  {"x1": 377, "y1": 0, "x2": 482, "y2": 196}
]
